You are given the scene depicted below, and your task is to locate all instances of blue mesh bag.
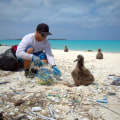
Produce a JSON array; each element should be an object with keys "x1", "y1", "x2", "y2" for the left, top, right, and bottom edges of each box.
[{"x1": 38, "y1": 68, "x2": 52, "y2": 85}]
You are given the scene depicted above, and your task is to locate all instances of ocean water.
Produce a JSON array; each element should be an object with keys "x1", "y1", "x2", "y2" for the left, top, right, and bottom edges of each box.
[{"x1": 0, "y1": 39, "x2": 120, "y2": 52}]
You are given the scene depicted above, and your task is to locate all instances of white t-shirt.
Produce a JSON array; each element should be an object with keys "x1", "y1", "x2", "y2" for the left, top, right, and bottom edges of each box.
[{"x1": 16, "y1": 33, "x2": 56, "y2": 66}]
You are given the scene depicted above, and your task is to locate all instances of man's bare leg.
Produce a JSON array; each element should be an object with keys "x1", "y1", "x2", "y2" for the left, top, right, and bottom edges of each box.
[
  {"x1": 24, "y1": 48, "x2": 34, "y2": 78},
  {"x1": 24, "y1": 48, "x2": 33, "y2": 70}
]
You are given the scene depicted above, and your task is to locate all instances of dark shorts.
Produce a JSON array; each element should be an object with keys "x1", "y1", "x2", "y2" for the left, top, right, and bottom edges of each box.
[{"x1": 18, "y1": 46, "x2": 47, "y2": 62}]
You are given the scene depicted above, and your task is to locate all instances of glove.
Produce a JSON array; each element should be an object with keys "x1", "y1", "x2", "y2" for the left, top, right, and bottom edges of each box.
[
  {"x1": 53, "y1": 66, "x2": 61, "y2": 77},
  {"x1": 32, "y1": 55, "x2": 43, "y2": 66}
]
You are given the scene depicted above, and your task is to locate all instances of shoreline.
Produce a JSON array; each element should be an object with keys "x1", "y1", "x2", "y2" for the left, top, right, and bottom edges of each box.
[
  {"x1": 0, "y1": 45, "x2": 120, "y2": 54},
  {"x1": 52, "y1": 48, "x2": 120, "y2": 54},
  {"x1": 1, "y1": 39, "x2": 120, "y2": 53},
  {"x1": 1, "y1": 45, "x2": 120, "y2": 54}
]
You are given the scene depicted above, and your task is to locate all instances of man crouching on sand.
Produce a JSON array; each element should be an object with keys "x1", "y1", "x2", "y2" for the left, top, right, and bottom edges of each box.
[{"x1": 16, "y1": 23, "x2": 61, "y2": 78}]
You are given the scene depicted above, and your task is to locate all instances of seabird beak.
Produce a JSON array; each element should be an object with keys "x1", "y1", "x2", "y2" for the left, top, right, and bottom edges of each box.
[{"x1": 74, "y1": 58, "x2": 79, "y2": 62}]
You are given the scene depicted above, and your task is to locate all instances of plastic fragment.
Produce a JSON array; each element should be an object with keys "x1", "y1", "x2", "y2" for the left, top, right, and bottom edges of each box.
[
  {"x1": 87, "y1": 98, "x2": 108, "y2": 108},
  {"x1": 96, "y1": 100, "x2": 108, "y2": 103},
  {"x1": 103, "y1": 97, "x2": 108, "y2": 100},
  {"x1": 0, "y1": 81, "x2": 9, "y2": 84},
  {"x1": 111, "y1": 77, "x2": 120, "y2": 86},
  {"x1": 32, "y1": 107, "x2": 41, "y2": 112},
  {"x1": 108, "y1": 92, "x2": 116, "y2": 96},
  {"x1": 25, "y1": 110, "x2": 55, "y2": 120},
  {"x1": 48, "y1": 105, "x2": 55, "y2": 118}
]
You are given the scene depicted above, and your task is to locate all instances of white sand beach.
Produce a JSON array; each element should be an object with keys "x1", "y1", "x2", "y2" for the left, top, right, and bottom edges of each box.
[{"x1": 0, "y1": 46, "x2": 120, "y2": 120}]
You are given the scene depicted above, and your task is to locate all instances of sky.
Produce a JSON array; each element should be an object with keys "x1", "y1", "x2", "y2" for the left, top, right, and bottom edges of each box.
[{"x1": 0, "y1": 0, "x2": 120, "y2": 40}]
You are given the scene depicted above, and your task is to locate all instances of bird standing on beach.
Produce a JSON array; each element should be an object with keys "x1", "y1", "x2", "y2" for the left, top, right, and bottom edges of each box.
[
  {"x1": 71, "y1": 55, "x2": 94, "y2": 86},
  {"x1": 96, "y1": 48, "x2": 103, "y2": 59},
  {"x1": 64, "y1": 45, "x2": 68, "y2": 52}
]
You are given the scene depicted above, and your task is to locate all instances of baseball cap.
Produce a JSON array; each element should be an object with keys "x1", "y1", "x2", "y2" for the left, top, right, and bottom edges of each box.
[{"x1": 36, "y1": 23, "x2": 52, "y2": 35}]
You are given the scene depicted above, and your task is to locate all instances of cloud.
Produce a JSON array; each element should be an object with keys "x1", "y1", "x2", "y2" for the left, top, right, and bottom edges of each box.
[
  {"x1": 0, "y1": 0, "x2": 120, "y2": 40},
  {"x1": 0, "y1": 0, "x2": 119, "y2": 25}
]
